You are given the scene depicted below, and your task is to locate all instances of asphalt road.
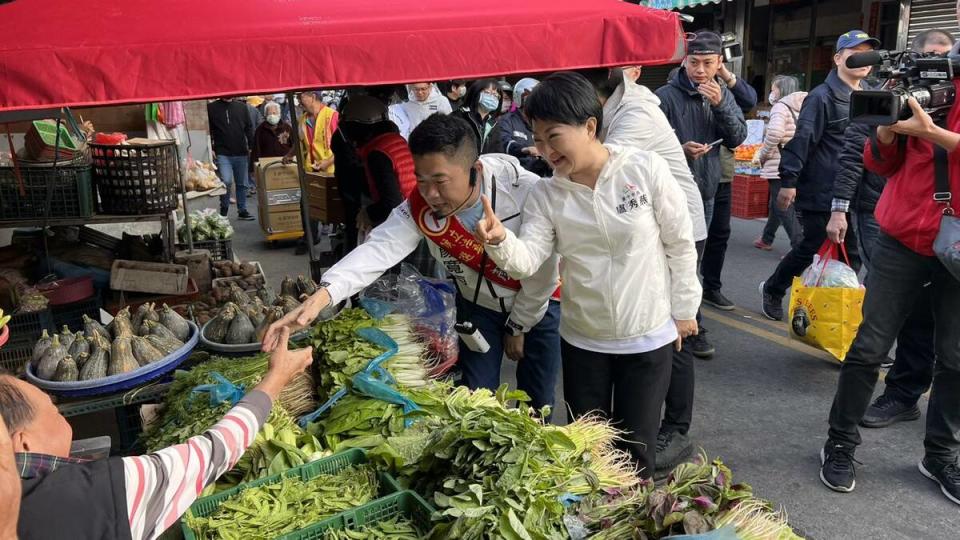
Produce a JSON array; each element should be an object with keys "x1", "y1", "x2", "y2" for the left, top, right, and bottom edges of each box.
[{"x1": 222, "y1": 195, "x2": 959, "y2": 539}]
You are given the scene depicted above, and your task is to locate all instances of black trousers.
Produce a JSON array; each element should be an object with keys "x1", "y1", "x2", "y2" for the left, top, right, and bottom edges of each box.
[
  {"x1": 856, "y1": 210, "x2": 935, "y2": 406},
  {"x1": 701, "y1": 183, "x2": 732, "y2": 292},
  {"x1": 661, "y1": 240, "x2": 705, "y2": 437},
  {"x1": 828, "y1": 234, "x2": 960, "y2": 463},
  {"x1": 765, "y1": 210, "x2": 862, "y2": 298},
  {"x1": 561, "y1": 339, "x2": 673, "y2": 479}
]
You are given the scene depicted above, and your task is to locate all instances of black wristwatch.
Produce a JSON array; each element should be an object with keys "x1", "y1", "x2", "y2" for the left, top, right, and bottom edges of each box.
[{"x1": 504, "y1": 320, "x2": 523, "y2": 336}]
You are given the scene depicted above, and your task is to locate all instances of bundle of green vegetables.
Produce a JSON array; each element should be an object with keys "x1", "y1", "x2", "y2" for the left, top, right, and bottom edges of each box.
[
  {"x1": 580, "y1": 451, "x2": 802, "y2": 540},
  {"x1": 178, "y1": 208, "x2": 234, "y2": 242},
  {"x1": 310, "y1": 308, "x2": 430, "y2": 402},
  {"x1": 141, "y1": 354, "x2": 323, "y2": 492},
  {"x1": 363, "y1": 384, "x2": 638, "y2": 539},
  {"x1": 321, "y1": 516, "x2": 423, "y2": 540},
  {"x1": 184, "y1": 465, "x2": 380, "y2": 539}
]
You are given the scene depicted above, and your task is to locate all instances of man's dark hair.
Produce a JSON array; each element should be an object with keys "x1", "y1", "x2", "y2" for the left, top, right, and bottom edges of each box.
[
  {"x1": 408, "y1": 114, "x2": 479, "y2": 169},
  {"x1": 581, "y1": 68, "x2": 622, "y2": 100},
  {"x1": 0, "y1": 371, "x2": 34, "y2": 432},
  {"x1": 912, "y1": 28, "x2": 955, "y2": 52},
  {"x1": 523, "y1": 72, "x2": 604, "y2": 134}
]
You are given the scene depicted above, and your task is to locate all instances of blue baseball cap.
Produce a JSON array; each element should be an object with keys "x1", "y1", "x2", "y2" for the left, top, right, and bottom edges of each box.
[{"x1": 836, "y1": 30, "x2": 880, "y2": 52}]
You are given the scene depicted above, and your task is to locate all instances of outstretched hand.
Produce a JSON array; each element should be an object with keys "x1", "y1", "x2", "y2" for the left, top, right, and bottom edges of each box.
[
  {"x1": 475, "y1": 195, "x2": 506, "y2": 246},
  {"x1": 261, "y1": 289, "x2": 331, "y2": 352}
]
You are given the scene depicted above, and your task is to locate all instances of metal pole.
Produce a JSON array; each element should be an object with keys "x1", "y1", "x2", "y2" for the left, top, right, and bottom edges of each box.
[
  {"x1": 176, "y1": 144, "x2": 194, "y2": 253},
  {"x1": 285, "y1": 92, "x2": 317, "y2": 265}
]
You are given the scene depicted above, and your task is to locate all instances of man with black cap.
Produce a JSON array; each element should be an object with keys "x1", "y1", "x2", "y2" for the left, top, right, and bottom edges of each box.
[
  {"x1": 654, "y1": 29, "x2": 747, "y2": 475},
  {"x1": 759, "y1": 30, "x2": 878, "y2": 321}
]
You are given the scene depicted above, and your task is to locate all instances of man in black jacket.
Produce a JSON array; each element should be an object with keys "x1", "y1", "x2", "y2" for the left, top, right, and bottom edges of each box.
[
  {"x1": 699, "y1": 63, "x2": 758, "y2": 320},
  {"x1": 759, "y1": 30, "x2": 878, "y2": 321},
  {"x1": 823, "y1": 29, "x2": 953, "y2": 428},
  {"x1": 656, "y1": 30, "x2": 748, "y2": 358},
  {"x1": 207, "y1": 97, "x2": 255, "y2": 220}
]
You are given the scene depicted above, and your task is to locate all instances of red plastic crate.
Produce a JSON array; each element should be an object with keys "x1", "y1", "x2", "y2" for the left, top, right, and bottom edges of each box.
[{"x1": 731, "y1": 174, "x2": 769, "y2": 219}]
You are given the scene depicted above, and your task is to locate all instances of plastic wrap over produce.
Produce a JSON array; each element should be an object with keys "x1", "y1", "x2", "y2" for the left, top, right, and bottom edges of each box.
[
  {"x1": 360, "y1": 264, "x2": 459, "y2": 376},
  {"x1": 800, "y1": 255, "x2": 860, "y2": 289}
]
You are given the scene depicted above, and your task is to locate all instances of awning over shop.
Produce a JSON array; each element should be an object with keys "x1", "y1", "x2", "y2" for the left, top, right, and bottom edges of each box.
[
  {"x1": 642, "y1": 0, "x2": 727, "y2": 11},
  {"x1": 0, "y1": 0, "x2": 685, "y2": 112}
]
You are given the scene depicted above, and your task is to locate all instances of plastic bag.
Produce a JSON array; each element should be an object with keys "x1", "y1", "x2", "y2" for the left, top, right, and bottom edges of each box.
[
  {"x1": 800, "y1": 243, "x2": 860, "y2": 289},
  {"x1": 360, "y1": 263, "x2": 459, "y2": 376}
]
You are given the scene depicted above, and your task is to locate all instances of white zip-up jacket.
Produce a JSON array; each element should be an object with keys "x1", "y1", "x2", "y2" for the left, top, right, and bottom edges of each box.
[
  {"x1": 485, "y1": 145, "x2": 701, "y2": 342},
  {"x1": 601, "y1": 75, "x2": 708, "y2": 242},
  {"x1": 322, "y1": 154, "x2": 559, "y2": 332}
]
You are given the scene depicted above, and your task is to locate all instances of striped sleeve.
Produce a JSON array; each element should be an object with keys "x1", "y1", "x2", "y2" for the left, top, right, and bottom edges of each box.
[{"x1": 121, "y1": 390, "x2": 272, "y2": 540}]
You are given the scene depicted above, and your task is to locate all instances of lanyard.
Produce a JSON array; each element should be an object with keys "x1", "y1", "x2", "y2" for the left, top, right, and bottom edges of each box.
[{"x1": 458, "y1": 182, "x2": 498, "y2": 322}]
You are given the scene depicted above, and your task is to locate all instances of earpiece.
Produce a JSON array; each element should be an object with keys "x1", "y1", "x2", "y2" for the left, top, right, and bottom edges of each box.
[{"x1": 469, "y1": 168, "x2": 478, "y2": 187}]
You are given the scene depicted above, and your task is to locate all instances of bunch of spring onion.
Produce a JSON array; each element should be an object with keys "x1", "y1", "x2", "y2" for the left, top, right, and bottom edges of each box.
[{"x1": 310, "y1": 309, "x2": 430, "y2": 401}]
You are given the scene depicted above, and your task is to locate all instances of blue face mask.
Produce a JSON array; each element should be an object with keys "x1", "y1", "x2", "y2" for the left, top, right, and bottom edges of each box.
[{"x1": 478, "y1": 93, "x2": 499, "y2": 112}]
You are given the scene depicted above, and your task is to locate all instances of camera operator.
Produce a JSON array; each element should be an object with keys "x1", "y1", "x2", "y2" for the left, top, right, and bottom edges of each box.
[
  {"x1": 828, "y1": 30, "x2": 954, "y2": 433},
  {"x1": 818, "y1": 31, "x2": 960, "y2": 504},
  {"x1": 759, "y1": 30, "x2": 877, "y2": 321}
]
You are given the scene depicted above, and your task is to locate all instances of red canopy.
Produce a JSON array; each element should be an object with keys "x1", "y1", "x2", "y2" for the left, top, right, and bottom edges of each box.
[{"x1": 0, "y1": 0, "x2": 683, "y2": 112}]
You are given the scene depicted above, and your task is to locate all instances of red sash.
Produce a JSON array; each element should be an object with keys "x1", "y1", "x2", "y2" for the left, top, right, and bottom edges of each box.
[{"x1": 410, "y1": 189, "x2": 524, "y2": 290}]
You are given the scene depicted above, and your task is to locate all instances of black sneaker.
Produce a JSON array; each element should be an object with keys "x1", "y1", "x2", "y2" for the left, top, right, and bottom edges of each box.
[
  {"x1": 237, "y1": 210, "x2": 255, "y2": 221},
  {"x1": 759, "y1": 281, "x2": 783, "y2": 321},
  {"x1": 219, "y1": 208, "x2": 229, "y2": 217},
  {"x1": 860, "y1": 394, "x2": 921, "y2": 429},
  {"x1": 702, "y1": 289, "x2": 735, "y2": 311},
  {"x1": 655, "y1": 430, "x2": 693, "y2": 472},
  {"x1": 820, "y1": 441, "x2": 859, "y2": 493},
  {"x1": 919, "y1": 458, "x2": 960, "y2": 506},
  {"x1": 685, "y1": 326, "x2": 715, "y2": 359}
]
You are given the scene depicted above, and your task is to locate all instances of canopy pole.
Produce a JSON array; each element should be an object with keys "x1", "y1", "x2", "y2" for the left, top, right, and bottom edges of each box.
[{"x1": 285, "y1": 92, "x2": 318, "y2": 265}]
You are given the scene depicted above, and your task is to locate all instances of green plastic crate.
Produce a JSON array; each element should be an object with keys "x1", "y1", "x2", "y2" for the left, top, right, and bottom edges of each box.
[
  {"x1": 278, "y1": 490, "x2": 435, "y2": 540},
  {"x1": 181, "y1": 448, "x2": 400, "y2": 540}
]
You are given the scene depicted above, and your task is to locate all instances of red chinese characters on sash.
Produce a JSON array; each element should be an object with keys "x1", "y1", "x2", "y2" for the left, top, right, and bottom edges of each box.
[{"x1": 410, "y1": 190, "x2": 524, "y2": 291}]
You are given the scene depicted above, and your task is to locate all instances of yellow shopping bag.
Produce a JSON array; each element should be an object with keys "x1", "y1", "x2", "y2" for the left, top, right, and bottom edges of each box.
[{"x1": 787, "y1": 242, "x2": 865, "y2": 362}]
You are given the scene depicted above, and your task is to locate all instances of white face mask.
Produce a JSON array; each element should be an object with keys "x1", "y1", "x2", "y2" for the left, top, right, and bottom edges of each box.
[
  {"x1": 266, "y1": 114, "x2": 281, "y2": 126},
  {"x1": 457, "y1": 86, "x2": 467, "y2": 98},
  {"x1": 768, "y1": 92, "x2": 778, "y2": 104}
]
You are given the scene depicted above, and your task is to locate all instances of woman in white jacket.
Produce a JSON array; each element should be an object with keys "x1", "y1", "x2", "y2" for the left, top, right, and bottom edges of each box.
[{"x1": 476, "y1": 73, "x2": 701, "y2": 477}]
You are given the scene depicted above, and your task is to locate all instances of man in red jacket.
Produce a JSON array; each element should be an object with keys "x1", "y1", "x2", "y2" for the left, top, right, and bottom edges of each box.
[{"x1": 819, "y1": 87, "x2": 960, "y2": 505}]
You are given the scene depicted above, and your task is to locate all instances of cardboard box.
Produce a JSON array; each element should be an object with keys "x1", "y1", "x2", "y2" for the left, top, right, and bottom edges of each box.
[
  {"x1": 110, "y1": 260, "x2": 190, "y2": 295},
  {"x1": 306, "y1": 173, "x2": 346, "y2": 223},
  {"x1": 262, "y1": 210, "x2": 304, "y2": 234},
  {"x1": 256, "y1": 157, "x2": 301, "y2": 191}
]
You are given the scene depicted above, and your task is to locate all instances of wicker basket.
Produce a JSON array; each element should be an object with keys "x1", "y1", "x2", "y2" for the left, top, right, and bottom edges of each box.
[{"x1": 90, "y1": 141, "x2": 180, "y2": 214}]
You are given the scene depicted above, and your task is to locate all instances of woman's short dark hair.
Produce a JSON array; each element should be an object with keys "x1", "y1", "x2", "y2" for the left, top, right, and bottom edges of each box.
[
  {"x1": 463, "y1": 79, "x2": 500, "y2": 111},
  {"x1": 912, "y1": 29, "x2": 955, "y2": 52},
  {"x1": 408, "y1": 114, "x2": 479, "y2": 168},
  {"x1": 523, "y1": 72, "x2": 604, "y2": 135}
]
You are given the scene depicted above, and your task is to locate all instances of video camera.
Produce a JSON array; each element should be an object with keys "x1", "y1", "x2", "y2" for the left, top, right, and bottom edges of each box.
[
  {"x1": 721, "y1": 32, "x2": 743, "y2": 63},
  {"x1": 848, "y1": 49, "x2": 960, "y2": 126}
]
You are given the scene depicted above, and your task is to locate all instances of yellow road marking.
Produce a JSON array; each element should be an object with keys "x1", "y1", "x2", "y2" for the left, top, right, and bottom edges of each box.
[
  {"x1": 700, "y1": 308, "x2": 840, "y2": 364},
  {"x1": 702, "y1": 306, "x2": 927, "y2": 397}
]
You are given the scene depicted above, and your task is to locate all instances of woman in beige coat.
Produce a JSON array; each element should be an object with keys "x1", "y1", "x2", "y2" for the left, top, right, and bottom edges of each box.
[{"x1": 753, "y1": 75, "x2": 806, "y2": 250}]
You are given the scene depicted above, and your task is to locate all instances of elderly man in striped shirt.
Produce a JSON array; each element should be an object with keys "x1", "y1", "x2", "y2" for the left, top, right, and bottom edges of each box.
[{"x1": 0, "y1": 326, "x2": 312, "y2": 540}]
